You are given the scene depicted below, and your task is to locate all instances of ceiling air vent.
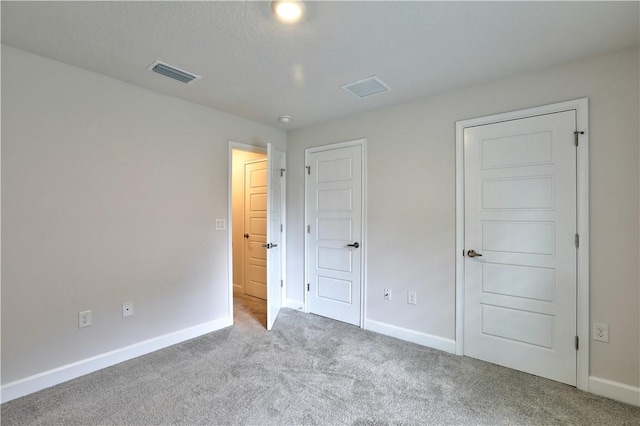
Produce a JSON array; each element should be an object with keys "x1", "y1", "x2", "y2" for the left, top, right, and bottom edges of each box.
[
  {"x1": 147, "y1": 60, "x2": 201, "y2": 84},
  {"x1": 340, "y1": 76, "x2": 390, "y2": 98}
]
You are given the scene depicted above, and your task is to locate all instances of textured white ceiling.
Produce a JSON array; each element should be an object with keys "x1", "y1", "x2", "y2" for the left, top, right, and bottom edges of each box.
[{"x1": 2, "y1": 1, "x2": 638, "y2": 129}]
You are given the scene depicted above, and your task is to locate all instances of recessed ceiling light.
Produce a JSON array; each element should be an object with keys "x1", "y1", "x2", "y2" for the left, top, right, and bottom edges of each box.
[
  {"x1": 272, "y1": 1, "x2": 305, "y2": 24},
  {"x1": 278, "y1": 115, "x2": 292, "y2": 124}
]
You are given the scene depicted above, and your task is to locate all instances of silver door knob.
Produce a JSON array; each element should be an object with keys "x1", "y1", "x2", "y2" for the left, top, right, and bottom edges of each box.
[{"x1": 467, "y1": 250, "x2": 483, "y2": 258}]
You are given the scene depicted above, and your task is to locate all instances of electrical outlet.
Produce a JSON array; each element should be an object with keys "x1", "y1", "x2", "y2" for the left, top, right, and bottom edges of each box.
[
  {"x1": 122, "y1": 301, "x2": 133, "y2": 318},
  {"x1": 384, "y1": 288, "x2": 391, "y2": 300},
  {"x1": 593, "y1": 323, "x2": 609, "y2": 342},
  {"x1": 408, "y1": 291, "x2": 417, "y2": 305},
  {"x1": 79, "y1": 310, "x2": 92, "y2": 328}
]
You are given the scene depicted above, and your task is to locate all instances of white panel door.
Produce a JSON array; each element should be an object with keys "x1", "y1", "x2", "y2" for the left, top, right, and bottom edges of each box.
[
  {"x1": 307, "y1": 144, "x2": 362, "y2": 326},
  {"x1": 266, "y1": 143, "x2": 284, "y2": 330},
  {"x1": 244, "y1": 159, "x2": 268, "y2": 300},
  {"x1": 464, "y1": 111, "x2": 577, "y2": 385}
]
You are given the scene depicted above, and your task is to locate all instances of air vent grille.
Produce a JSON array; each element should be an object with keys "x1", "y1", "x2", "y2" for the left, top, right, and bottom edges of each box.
[
  {"x1": 341, "y1": 76, "x2": 390, "y2": 98},
  {"x1": 147, "y1": 60, "x2": 201, "y2": 84}
]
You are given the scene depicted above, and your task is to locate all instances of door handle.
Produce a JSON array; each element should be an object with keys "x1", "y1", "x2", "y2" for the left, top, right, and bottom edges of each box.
[
  {"x1": 244, "y1": 233, "x2": 249, "y2": 239},
  {"x1": 467, "y1": 249, "x2": 483, "y2": 258},
  {"x1": 261, "y1": 243, "x2": 278, "y2": 249},
  {"x1": 347, "y1": 242, "x2": 360, "y2": 248}
]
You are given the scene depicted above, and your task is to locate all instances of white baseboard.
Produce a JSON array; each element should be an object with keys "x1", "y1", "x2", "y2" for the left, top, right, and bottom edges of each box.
[
  {"x1": 285, "y1": 299, "x2": 304, "y2": 311},
  {"x1": 364, "y1": 319, "x2": 456, "y2": 354},
  {"x1": 1, "y1": 316, "x2": 233, "y2": 403},
  {"x1": 589, "y1": 376, "x2": 640, "y2": 406}
]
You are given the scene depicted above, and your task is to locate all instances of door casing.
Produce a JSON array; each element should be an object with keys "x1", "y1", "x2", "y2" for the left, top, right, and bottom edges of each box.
[
  {"x1": 454, "y1": 98, "x2": 590, "y2": 391},
  {"x1": 304, "y1": 138, "x2": 368, "y2": 327}
]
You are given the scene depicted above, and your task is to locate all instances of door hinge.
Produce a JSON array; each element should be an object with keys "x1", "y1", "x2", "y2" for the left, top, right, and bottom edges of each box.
[
  {"x1": 575, "y1": 233, "x2": 579, "y2": 248},
  {"x1": 574, "y1": 131, "x2": 584, "y2": 147},
  {"x1": 307, "y1": 225, "x2": 311, "y2": 234},
  {"x1": 307, "y1": 283, "x2": 310, "y2": 291},
  {"x1": 575, "y1": 335, "x2": 579, "y2": 350},
  {"x1": 280, "y1": 168, "x2": 286, "y2": 177},
  {"x1": 306, "y1": 165, "x2": 310, "y2": 175},
  {"x1": 281, "y1": 279, "x2": 284, "y2": 288},
  {"x1": 280, "y1": 224, "x2": 283, "y2": 232}
]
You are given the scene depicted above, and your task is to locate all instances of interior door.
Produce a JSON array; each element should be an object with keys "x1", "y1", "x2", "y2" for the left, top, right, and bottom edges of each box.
[
  {"x1": 243, "y1": 159, "x2": 268, "y2": 300},
  {"x1": 266, "y1": 143, "x2": 284, "y2": 330},
  {"x1": 307, "y1": 143, "x2": 362, "y2": 326},
  {"x1": 463, "y1": 110, "x2": 577, "y2": 385}
]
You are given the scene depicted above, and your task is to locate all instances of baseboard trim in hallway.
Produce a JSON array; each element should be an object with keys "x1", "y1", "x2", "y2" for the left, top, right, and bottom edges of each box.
[
  {"x1": 1, "y1": 316, "x2": 232, "y2": 403},
  {"x1": 285, "y1": 298, "x2": 304, "y2": 311}
]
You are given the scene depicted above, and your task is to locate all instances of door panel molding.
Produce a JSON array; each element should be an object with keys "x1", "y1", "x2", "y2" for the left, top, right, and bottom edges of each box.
[
  {"x1": 455, "y1": 99, "x2": 589, "y2": 391},
  {"x1": 304, "y1": 139, "x2": 367, "y2": 327}
]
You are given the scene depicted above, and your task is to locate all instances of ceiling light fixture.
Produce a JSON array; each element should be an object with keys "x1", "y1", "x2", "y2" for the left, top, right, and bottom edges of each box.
[
  {"x1": 278, "y1": 115, "x2": 292, "y2": 124},
  {"x1": 272, "y1": 1, "x2": 305, "y2": 24}
]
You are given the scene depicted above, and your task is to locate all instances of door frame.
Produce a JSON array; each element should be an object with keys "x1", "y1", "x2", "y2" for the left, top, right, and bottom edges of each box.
[
  {"x1": 279, "y1": 151, "x2": 287, "y2": 317},
  {"x1": 454, "y1": 98, "x2": 589, "y2": 391},
  {"x1": 227, "y1": 141, "x2": 267, "y2": 322},
  {"x1": 304, "y1": 138, "x2": 368, "y2": 327}
]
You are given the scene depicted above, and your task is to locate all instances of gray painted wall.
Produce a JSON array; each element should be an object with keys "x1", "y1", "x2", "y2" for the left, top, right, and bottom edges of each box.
[
  {"x1": 286, "y1": 47, "x2": 639, "y2": 387},
  {"x1": 1, "y1": 46, "x2": 286, "y2": 384}
]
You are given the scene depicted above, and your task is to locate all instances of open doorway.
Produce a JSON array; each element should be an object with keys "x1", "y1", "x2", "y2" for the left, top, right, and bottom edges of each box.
[{"x1": 231, "y1": 147, "x2": 268, "y2": 327}]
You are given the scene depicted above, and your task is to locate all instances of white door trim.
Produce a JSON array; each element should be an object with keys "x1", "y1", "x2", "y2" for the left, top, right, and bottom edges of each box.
[
  {"x1": 280, "y1": 152, "x2": 287, "y2": 309},
  {"x1": 304, "y1": 138, "x2": 368, "y2": 327},
  {"x1": 455, "y1": 98, "x2": 589, "y2": 391},
  {"x1": 227, "y1": 141, "x2": 267, "y2": 323}
]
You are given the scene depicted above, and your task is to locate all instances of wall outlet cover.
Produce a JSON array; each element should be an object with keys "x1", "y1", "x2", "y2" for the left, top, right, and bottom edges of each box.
[
  {"x1": 79, "y1": 310, "x2": 92, "y2": 328},
  {"x1": 593, "y1": 323, "x2": 609, "y2": 342}
]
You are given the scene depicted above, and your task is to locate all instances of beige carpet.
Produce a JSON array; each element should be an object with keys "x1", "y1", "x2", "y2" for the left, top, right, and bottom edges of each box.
[{"x1": 2, "y1": 297, "x2": 639, "y2": 425}]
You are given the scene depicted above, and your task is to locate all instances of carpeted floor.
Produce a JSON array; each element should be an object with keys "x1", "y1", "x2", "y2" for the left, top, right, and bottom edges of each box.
[{"x1": 2, "y1": 297, "x2": 640, "y2": 425}]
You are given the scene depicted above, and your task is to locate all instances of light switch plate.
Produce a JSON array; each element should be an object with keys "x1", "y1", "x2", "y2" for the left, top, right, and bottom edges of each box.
[{"x1": 215, "y1": 219, "x2": 226, "y2": 230}]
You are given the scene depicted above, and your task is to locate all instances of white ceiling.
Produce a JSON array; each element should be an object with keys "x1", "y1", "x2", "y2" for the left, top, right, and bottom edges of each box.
[{"x1": 2, "y1": 1, "x2": 638, "y2": 129}]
